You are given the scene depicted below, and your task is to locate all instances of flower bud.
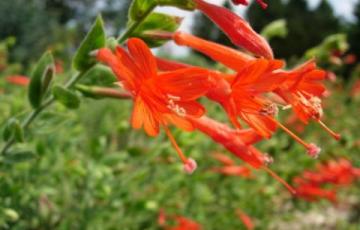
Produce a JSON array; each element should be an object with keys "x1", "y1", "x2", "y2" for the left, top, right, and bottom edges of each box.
[{"x1": 195, "y1": 0, "x2": 273, "y2": 58}]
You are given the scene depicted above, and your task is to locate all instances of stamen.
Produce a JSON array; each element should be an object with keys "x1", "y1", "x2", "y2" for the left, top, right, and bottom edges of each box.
[
  {"x1": 162, "y1": 125, "x2": 188, "y2": 163},
  {"x1": 259, "y1": 103, "x2": 279, "y2": 116},
  {"x1": 273, "y1": 119, "x2": 310, "y2": 149},
  {"x1": 263, "y1": 153, "x2": 274, "y2": 165},
  {"x1": 307, "y1": 143, "x2": 321, "y2": 158},
  {"x1": 263, "y1": 166, "x2": 296, "y2": 195},
  {"x1": 167, "y1": 99, "x2": 186, "y2": 117},
  {"x1": 183, "y1": 158, "x2": 197, "y2": 174},
  {"x1": 317, "y1": 120, "x2": 341, "y2": 140}
]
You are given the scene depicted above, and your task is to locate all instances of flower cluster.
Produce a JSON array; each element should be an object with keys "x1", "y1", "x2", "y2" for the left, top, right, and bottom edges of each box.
[
  {"x1": 95, "y1": 0, "x2": 340, "y2": 192},
  {"x1": 293, "y1": 158, "x2": 360, "y2": 202}
]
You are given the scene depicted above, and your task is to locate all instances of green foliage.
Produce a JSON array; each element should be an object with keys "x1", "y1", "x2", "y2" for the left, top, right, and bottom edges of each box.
[
  {"x1": 157, "y1": 0, "x2": 196, "y2": 10},
  {"x1": 261, "y1": 19, "x2": 288, "y2": 40},
  {"x1": 247, "y1": 0, "x2": 341, "y2": 59},
  {"x1": 128, "y1": 0, "x2": 156, "y2": 21},
  {"x1": 2, "y1": 151, "x2": 37, "y2": 164},
  {"x1": 305, "y1": 34, "x2": 349, "y2": 62},
  {"x1": 73, "y1": 15, "x2": 106, "y2": 72},
  {"x1": 80, "y1": 65, "x2": 116, "y2": 87},
  {"x1": 3, "y1": 118, "x2": 24, "y2": 143},
  {"x1": 52, "y1": 86, "x2": 81, "y2": 109},
  {"x1": 132, "y1": 13, "x2": 182, "y2": 47},
  {"x1": 28, "y1": 51, "x2": 55, "y2": 108}
]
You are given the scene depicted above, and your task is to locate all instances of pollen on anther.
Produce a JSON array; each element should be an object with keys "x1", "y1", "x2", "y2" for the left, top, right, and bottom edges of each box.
[
  {"x1": 183, "y1": 158, "x2": 197, "y2": 174},
  {"x1": 307, "y1": 143, "x2": 321, "y2": 158}
]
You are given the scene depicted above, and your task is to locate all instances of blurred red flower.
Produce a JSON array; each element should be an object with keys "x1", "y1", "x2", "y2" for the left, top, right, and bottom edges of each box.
[{"x1": 6, "y1": 75, "x2": 30, "y2": 86}]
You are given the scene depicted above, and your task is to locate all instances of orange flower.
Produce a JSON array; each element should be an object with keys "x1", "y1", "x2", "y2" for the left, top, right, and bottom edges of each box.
[
  {"x1": 295, "y1": 183, "x2": 337, "y2": 203},
  {"x1": 236, "y1": 209, "x2": 255, "y2": 230},
  {"x1": 167, "y1": 216, "x2": 202, "y2": 230},
  {"x1": 188, "y1": 115, "x2": 295, "y2": 193},
  {"x1": 275, "y1": 60, "x2": 341, "y2": 141},
  {"x1": 292, "y1": 158, "x2": 360, "y2": 203},
  {"x1": 211, "y1": 152, "x2": 253, "y2": 178},
  {"x1": 211, "y1": 165, "x2": 252, "y2": 178},
  {"x1": 194, "y1": 0, "x2": 273, "y2": 58},
  {"x1": 174, "y1": 32, "x2": 323, "y2": 157},
  {"x1": 174, "y1": 32, "x2": 253, "y2": 70},
  {"x1": 6, "y1": 75, "x2": 30, "y2": 86},
  {"x1": 212, "y1": 152, "x2": 236, "y2": 166},
  {"x1": 158, "y1": 211, "x2": 202, "y2": 230},
  {"x1": 96, "y1": 38, "x2": 212, "y2": 172}
]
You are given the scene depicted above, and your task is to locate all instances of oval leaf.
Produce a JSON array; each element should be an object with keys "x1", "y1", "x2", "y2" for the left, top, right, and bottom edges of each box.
[
  {"x1": 53, "y1": 86, "x2": 81, "y2": 109},
  {"x1": 129, "y1": 0, "x2": 156, "y2": 21},
  {"x1": 28, "y1": 51, "x2": 55, "y2": 108},
  {"x1": 73, "y1": 15, "x2": 106, "y2": 71},
  {"x1": 3, "y1": 151, "x2": 37, "y2": 164},
  {"x1": 3, "y1": 118, "x2": 24, "y2": 143},
  {"x1": 132, "y1": 13, "x2": 182, "y2": 47}
]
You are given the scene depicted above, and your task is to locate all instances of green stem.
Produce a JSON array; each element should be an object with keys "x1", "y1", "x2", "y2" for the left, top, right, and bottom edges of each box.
[
  {"x1": 117, "y1": 4, "x2": 156, "y2": 44},
  {"x1": 1, "y1": 71, "x2": 87, "y2": 155}
]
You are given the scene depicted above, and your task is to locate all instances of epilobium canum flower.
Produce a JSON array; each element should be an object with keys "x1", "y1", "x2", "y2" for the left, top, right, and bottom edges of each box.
[{"x1": 96, "y1": 38, "x2": 212, "y2": 173}]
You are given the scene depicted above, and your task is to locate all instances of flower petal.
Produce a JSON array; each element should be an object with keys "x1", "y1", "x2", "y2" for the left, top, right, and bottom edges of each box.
[
  {"x1": 157, "y1": 68, "x2": 211, "y2": 101},
  {"x1": 127, "y1": 38, "x2": 157, "y2": 78}
]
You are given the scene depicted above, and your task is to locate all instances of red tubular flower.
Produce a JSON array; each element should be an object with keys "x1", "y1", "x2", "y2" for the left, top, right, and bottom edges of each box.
[
  {"x1": 156, "y1": 57, "x2": 191, "y2": 71},
  {"x1": 167, "y1": 216, "x2": 202, "y2": 230},
  {"x1": 306, "y1": 158, "x2": 360, "y2": 186},
  {"x1": 276, "y1": 60, "x2": 341, "y2": 141},
  {"x1": 173, "y1": 32, "x2": 253, "y2": 70},
  {"x1": 187, "y1": 115, "x2": 266, "y2": 168},
  {"x1": 211, "y1": 165, "x2": 252, "y2": 178},
  {"x1": 293, "y1": 158, "x2": 360, "y2": 203},
  {"x1": 212, "y1": 152, "x2": 236, "y2": 166},
  {"x1": 159, "y1": 211, "x2": 201, "y2": 230},
  {"x1": 236, "y1": 209, "x2": 255, "y2": 230},
  {"x1": 232, "y1": 0, "x2": 268, "y2": 9},
  {"x1": 6, "y1": 75, "x2": 30, "y2": 86},
  {"x1": 188, "y1": 115, "x2": 295, "y2": 193},
  {"x1": 194, "y1": 0, "x2": 273, "y2": 58},
  {"x1": 174, "y1": 32, "x2": 322, "y2": 156},
  {"x1": 295, "y1": 183, "x2": 337, "y2": 203},
  {"x1": 96, "y1": 38, "x2": 212, "y2": 172}
]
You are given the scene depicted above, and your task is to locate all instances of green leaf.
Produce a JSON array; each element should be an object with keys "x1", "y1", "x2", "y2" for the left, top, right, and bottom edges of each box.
[
  {"x1": 73, "y1": 15, "x2": 106, "y2": 71},
  {"x1": 2, "y1": 151, "x2": 37, "y2": 164},
  {"x1": 132, "y1": 13, "x2": 182, "y2": 47},
  {"x1": 260, "y1": 19, "x2": 288, "y2": 40},
  {"x1": 41, "y1": 67, "x2": 55, "y2": 95},
  {"x1": 28, "y1": 51, "x2": 55, "y2": 108},
  {"x1": 157, "y1": 0, "x2": 196, "y2": 10},
  {"x1": 3, "y1": 118, "x2": 24, "y2": 143},
  {"x1": 80, "y1": 64, "x2": 116, "y2": 87},
  {"x1": 52, "y1": 86, "x2": 81, "y2": 109},
  {"x1": 129, "y1": 0, "x2": 156, "y2": 21}
]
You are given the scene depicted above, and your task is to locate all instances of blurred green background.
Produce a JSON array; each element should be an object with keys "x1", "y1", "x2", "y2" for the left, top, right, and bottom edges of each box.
[{"x1": 1, "y1": 0, "x2": 360, "y2": 229}]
